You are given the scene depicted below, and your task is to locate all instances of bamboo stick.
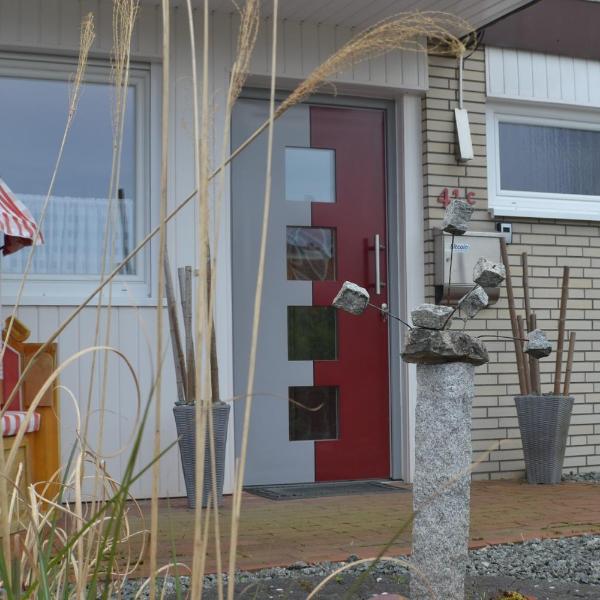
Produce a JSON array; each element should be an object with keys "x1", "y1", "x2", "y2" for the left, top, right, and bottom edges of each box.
[
  {"x1": 521, "y1": 252, "x2": 532, "y2": 329},
  {"x1": 529, "y1": 313, "x2": 541, "y2": 395},
  {"x1": 500, "y1": 238, "x2": 527, "y2": 394},
  {"x1": 178, "y1": 266, "x2": 196, "y2": 404},
  {"x1": 163, "y1": 252, "x2": 187, "y2": 404},
  {"x1": 553, "y1": 266, "x2": 570, "y2": 394},
  {"x1": 563, "y1": 331, "x2": 576, "y2": 397},
  {"x1": 517, "y1": 315, "x2": 531, "y2": 394},
  {"x1": 207, "y1": 259, "x2": 220, "y2": 403}
]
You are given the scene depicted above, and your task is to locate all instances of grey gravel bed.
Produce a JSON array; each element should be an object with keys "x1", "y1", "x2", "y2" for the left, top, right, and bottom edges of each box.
[
  {"x1": 118, "y1": 533, "x2": 600, "y2": 598},
  {"x1": 562, "y1": 470, "x2": 600, "y2": 482}
]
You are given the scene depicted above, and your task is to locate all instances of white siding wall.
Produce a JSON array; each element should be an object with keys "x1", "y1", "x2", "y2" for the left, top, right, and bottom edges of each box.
[
  {"x1": 1, "y1": 1, "x2": 427, "y2": 497},
  {"x1": 486, "y1": 46, "x2": 600, "y2": 108}
]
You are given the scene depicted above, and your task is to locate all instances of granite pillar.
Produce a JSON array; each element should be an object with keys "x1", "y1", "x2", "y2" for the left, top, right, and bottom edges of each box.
[{"x1": 410, "y1": 361, "x2": 474, "y2": 600}]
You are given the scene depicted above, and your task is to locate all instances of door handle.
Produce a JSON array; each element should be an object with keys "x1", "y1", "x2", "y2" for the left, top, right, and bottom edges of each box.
[{"x1": 374, "y1": 234, "x2": 386, "y2": 295}]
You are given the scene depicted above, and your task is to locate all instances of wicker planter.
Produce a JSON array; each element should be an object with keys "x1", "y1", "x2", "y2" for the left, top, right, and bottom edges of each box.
[
  {"x1": 173, "y1": 401, "x2": 230, "y2": 508},
  {"x1": 514, "y1": 394, "x2": 573, "y2": 484}
]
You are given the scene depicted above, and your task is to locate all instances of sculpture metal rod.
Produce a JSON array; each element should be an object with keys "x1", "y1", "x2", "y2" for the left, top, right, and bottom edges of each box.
[{"x1": 366, "y1": 302, "x2": 412, "y2": 329}]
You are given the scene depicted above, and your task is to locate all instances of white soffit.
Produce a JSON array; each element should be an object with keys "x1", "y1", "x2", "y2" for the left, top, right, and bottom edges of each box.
[{"x1": 142, "y1": 0, "x2": 535, "y2": 30}]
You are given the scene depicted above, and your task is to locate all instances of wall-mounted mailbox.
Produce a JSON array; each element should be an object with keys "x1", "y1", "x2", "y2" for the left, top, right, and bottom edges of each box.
[{"x1": 434, "y1": 229, "x2": 504, "y2": 306}]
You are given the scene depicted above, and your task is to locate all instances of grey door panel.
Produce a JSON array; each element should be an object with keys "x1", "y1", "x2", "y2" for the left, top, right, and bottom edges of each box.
[{"x1": 232, "y1": 100, "x2": 315, "y2": 485}]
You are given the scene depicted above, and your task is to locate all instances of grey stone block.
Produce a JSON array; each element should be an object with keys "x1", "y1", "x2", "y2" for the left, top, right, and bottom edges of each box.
[
  {"x1": 458, "y1": 285, "x2": 489, "y2": 319},
  {"x1": 411, "y1": 361, "x2": 474, "y2": 600},
  {"x1": 401, "y1": 328, "x2": 489, "y2": 365},
  {"x1": 411, "y1": 303, "x2": 454, "y2": 330},
  {"x1": 442, "y1": 199, "x2": 474, "y2": 236},
  {"x1": 332, "y1": 281, "x2": 369, "y2": 315},
  {"x1": 473, "y1": 257, "x2": 506, "y2": 288},
  {"x1": 525, "y1": 329, "x2": 552, "y2": 358}
]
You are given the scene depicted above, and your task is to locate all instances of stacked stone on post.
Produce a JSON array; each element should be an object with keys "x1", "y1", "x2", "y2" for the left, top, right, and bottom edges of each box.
[{"x1": 411, "y1": 303, "x2": 454, "y2": 330}]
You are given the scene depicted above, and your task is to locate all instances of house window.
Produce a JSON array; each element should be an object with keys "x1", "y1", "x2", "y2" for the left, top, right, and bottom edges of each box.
[
  {"x1": 0, "y1": 55, "x2": 152, "y2": 300},
  {"x1": 487, "y1": 104, "x2": 600, "y2": 220}
]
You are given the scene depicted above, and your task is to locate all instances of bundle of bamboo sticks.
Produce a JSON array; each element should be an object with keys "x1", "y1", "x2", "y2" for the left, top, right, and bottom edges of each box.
[
  {"x1": 500, "y1": 239, "x2": 576, "y2": 397},
  {"x1": 164, "y1": 254, "x2": 196, "y2": 405}
]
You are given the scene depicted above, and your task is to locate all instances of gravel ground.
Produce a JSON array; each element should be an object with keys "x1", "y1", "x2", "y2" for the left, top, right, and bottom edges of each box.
[
  {"x1": 119, "y1": 534, "x2": 600, "y2": 598},
  {"x1": 562, "y1": 471, "x2": 600, "y2": 482}
]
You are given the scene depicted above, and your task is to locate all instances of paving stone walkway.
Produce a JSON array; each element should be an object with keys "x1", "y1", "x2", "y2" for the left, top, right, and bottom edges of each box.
[{"x1": 127, "y1": 480, "x2": 600, "y2": 575}]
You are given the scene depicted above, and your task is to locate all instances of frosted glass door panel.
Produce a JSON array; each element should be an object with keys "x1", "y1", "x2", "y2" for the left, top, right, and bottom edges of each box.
[{"x1": 285, "y1": 148, "x2": 335, "y2": 202}]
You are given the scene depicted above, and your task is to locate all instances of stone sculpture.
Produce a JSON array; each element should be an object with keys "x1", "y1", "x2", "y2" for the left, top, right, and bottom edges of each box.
[{"x1": 331, "y1": 197, "x2": 552, "y2": 600}]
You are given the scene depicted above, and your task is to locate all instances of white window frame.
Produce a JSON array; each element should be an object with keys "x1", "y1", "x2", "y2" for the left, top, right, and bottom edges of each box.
[
  {"x1": 487, "y1": 101, "x2": 600, "y2": 221},
  {"x1": 0, "y1": 53, "x2": 159, "y2": 306}
]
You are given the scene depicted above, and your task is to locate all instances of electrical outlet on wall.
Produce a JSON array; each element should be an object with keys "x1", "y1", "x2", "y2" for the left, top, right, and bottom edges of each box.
[{"x1": 495, "y1": 222, "x2": 512, "y2": 244}]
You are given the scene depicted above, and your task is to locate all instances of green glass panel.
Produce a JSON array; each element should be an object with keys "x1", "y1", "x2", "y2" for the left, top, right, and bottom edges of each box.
[
  {"x1": 287, "y1": 306, "x2": 337, "y2": 361},
  {"x1": 287, "y1": 227, "x2": 336, "y2": 281},
  {"x1": 289, "y1": 386, "x2": 339, "y2": 441}
]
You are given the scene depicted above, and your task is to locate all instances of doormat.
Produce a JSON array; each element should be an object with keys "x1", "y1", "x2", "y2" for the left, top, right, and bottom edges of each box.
[{"x1": 244, "y1": 480, "x2": 409, "y2": 501}]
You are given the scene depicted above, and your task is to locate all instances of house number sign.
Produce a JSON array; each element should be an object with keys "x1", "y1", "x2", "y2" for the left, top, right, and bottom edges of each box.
[{"x1": 437, "y1": 188, "x2": 476, "y2": 207}]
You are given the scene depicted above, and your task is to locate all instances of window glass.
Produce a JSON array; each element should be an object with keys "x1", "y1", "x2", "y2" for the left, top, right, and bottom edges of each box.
[
  {"x1": 288, "y1": 306, "x2": 337, "y2": 361},
  {"x1": 0, "y1": 76, "x2": 137, "y2": 275},
  {"x1": 289, "y1": 386, "x2": 338, "y2": 441},
  {"x1": 499, "y1": 122, "x2": 600, "y2": 196},
  {"x1": 285, "y1": 147, "x2": 335, "y2": 202},
  {"x1": 287, "y1": 227, "x2": 335, "y2": 281}
]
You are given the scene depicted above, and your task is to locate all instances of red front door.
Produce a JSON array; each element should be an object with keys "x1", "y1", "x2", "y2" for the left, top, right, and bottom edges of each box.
[
  {"x1": 311, "y1": 106, "x2": 390, "y2": 480},
  {"x1": 232, "y1": 100, "x2": 390, "y2": 485}
]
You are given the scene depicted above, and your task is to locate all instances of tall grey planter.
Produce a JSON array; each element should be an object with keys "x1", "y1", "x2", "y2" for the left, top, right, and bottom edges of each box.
[
  {"x1": 515, "y1": 394, "x2": 573, "y2": 484},
  {"x1": 173, "y1": 401, "x2": 230, "y2": 508}
]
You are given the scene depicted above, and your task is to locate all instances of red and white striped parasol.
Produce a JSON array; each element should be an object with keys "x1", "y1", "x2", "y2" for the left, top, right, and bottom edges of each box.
[{"x1": 0, "y1": 177, "x2": 43, "y2": 255}]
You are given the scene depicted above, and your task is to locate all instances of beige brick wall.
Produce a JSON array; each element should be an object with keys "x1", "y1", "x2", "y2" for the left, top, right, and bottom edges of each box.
[{"x1": 421, "y1": 48, "x2": 600, "y2": 480}]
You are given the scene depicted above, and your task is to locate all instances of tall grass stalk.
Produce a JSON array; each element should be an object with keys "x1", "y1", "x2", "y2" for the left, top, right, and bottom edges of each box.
[
  {"x1": 86, "y1": 0, "x2": 138, "y2": 492},
  {"x1": 181, "y1": 0, "x2": 259, "y2": 595},
  {"x1": 149, "y1": 0, "x2": 171, "y2": 598},
  {"x1": 189, "y1": 0, "x2": 213, "y2": 596},
  {"x1": 85, "y1": 2, "x2": 139, "y2": 587}
]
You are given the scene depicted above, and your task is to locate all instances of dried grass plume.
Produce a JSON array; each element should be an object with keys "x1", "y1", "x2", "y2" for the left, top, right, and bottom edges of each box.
[{"x1": 278, "y1": 11, "x2": 471, "y2": 115}]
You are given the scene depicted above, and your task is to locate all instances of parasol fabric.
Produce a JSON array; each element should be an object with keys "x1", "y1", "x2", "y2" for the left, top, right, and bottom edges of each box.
[{"x1": 0, "y1": 177, "x2": 43, "y2": 255}]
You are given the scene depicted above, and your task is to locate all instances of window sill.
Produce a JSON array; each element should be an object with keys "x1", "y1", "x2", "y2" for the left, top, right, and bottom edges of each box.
[
  {"x1": 1, "y1": 295, "x2": 164, "y2": 308},
  {"x1": 0, "y1": 279, "x2": 160, "y2": 307},
  {"x1": 489, "y1": 197, "x2": 600, "y2": 222}
]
